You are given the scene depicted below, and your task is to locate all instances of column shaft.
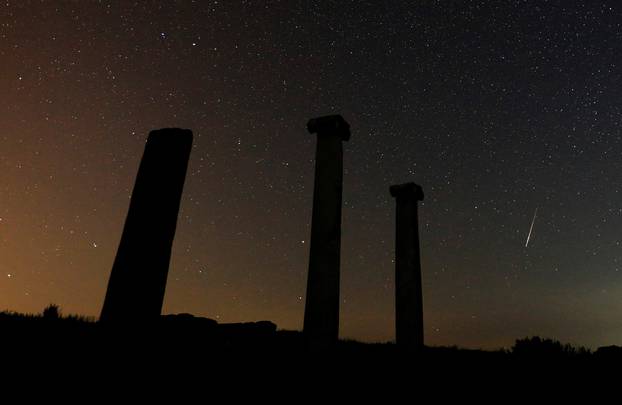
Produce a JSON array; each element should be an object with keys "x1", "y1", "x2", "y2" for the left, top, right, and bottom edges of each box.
[
  {"x1": 303, "y1": 115, "x2": 350, "y2": 348},
  {"x1": 100, "y1": 128, "x2": 193, "y2": 322},
  {"x1": 391, "y1": 183, "x2": 424, "y2": 350}
]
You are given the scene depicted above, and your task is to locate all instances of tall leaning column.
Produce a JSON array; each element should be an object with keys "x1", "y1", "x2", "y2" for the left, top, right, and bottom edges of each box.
[
  {"x1": 390, "y1": 182, "x2": 424, "y2": 351},
  {"x1": 100, "y1": 128, "x2": 193, "y2": 322},
  {"x1": 303, "y1": 115, "x2": 350, "y2": 348}
]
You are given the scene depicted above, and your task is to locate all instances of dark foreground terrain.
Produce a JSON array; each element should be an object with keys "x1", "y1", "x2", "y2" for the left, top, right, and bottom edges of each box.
[{"x1": 1, "y1": 307, "x2": 618, "y2": 389}]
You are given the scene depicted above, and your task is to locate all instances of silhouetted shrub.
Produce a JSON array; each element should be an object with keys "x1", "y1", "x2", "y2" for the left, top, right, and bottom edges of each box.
[
  {"x1": 512, "y1": 336, "x2": 590, "y2": 358},
  {"x1": 42, "y1": 304, "x2": 60, "y2": 319},
  {"x1": 595, "y1": 345, "x2": 622, "y2": 359}
]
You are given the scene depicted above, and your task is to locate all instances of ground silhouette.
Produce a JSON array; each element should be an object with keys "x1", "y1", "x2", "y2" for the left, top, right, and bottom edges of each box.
[
  {"x1": 3, "y1": 307, "x2": 618, "y2": 394},
  {"x1": 0, "y1": 306, "x2": 613, "y2": 364}
]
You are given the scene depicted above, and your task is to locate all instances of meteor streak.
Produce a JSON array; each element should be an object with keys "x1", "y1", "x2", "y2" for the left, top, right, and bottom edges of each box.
[{"x1": 525, "y1": 207, "x2": 538, "y2": 248}]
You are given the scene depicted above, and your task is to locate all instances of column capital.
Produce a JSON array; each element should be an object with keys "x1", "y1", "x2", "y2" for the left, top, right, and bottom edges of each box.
[
  {"x1": 390, "y1": 182, "x2": 424, "y2": 201},
  {"x1": 307, "y1": 115, "x2": 350, "y2": 141}
]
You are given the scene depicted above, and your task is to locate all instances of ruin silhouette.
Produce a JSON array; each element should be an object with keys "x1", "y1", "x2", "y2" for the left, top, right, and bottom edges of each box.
[
  {"x1": 4, "y1": 119, "x2": 616, "y2": 364},
  {"x1": 303, "y1": 115, "x2": 350, "y2": 349},
  {"x1": 390, "y1": 182, "x2": 424, "y2": 351},
  {"x1": 100, "y1": 128, "x2": 193, "y2": 322}
]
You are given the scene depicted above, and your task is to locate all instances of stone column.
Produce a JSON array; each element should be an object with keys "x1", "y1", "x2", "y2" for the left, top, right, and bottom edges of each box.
[
  {"x1": 100, "y1": 128, "x2": 193, "y2": 322},
  {"x1": 303, "y1": 115, "x2": 350, "y2": 348},
  {"x1": 390, "y1": 182, "x2": 424, "y2": 351}
]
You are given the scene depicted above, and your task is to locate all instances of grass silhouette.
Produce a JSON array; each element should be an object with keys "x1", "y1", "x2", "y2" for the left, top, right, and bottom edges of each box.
[{"x1": 0, "y1": 304, "x2": 615, "y2": 362}]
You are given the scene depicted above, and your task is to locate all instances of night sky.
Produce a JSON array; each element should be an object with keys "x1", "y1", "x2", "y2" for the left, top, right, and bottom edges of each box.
[{"x1": 2, "y1": 1, "x2": 622, "y2": 349}]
